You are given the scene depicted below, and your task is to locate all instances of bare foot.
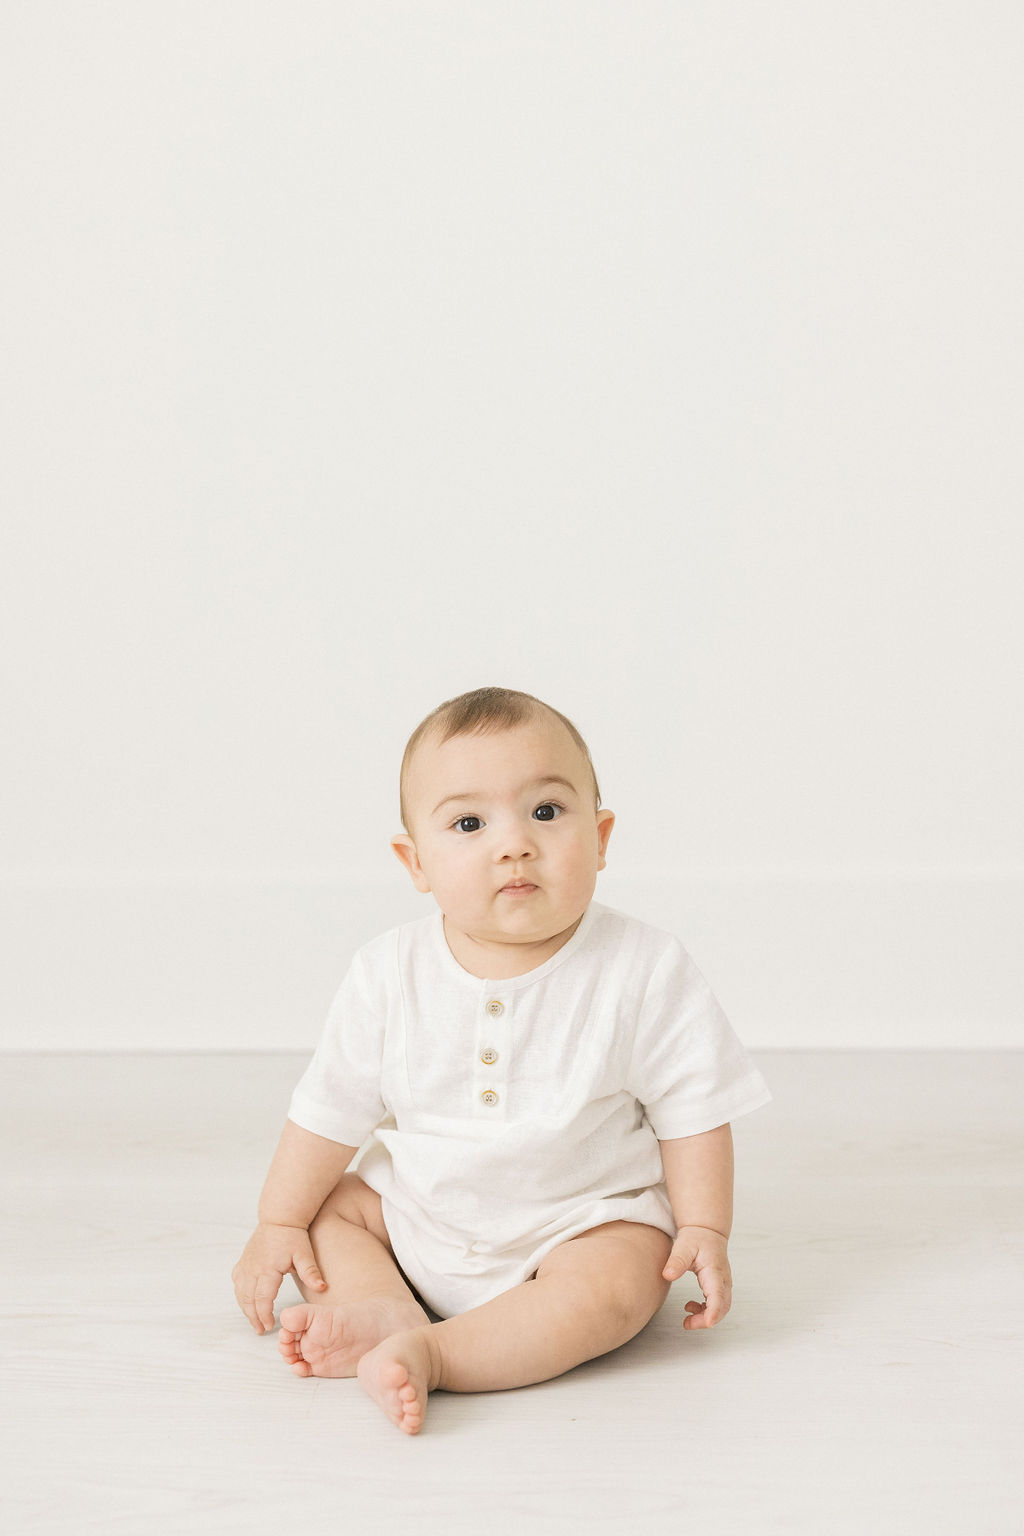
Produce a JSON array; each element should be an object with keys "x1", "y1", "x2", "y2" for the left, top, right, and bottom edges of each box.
[
  {"x1": 278, "y1": 1297, "x2": 429, "y2": 1378},
  {"x1": 356, "y1": 1327, "x2": 438, "y2": 1435}
]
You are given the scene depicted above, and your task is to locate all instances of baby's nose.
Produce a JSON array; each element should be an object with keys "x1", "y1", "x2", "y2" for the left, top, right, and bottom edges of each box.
[{"x1": 497, "y1": 822, "x2": 538, "y2": 858}]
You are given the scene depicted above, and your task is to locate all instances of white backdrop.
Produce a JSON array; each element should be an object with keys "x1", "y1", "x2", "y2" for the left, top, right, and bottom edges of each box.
[{"x1": 2, "y1": 2, "x2": 1021, "y2": 1049}]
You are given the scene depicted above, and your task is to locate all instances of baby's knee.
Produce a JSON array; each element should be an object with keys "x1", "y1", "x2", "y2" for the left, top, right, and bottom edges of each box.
[
  {"x1": 539, "y1": 1221, "x2": 672, "y2": 1331},
  {"x1": 608, "y1": 1226, "x2": 673, "y2": 1324}
]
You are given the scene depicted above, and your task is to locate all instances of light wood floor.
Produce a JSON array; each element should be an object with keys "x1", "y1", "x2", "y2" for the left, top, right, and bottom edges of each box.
[{"x1": 2, "y1": 1051, "x2": 1021, "y2": 1535}]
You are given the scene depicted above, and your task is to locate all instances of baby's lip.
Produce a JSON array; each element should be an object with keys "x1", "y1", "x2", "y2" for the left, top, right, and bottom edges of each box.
[{"x1": 499, "y1": 879, "x2": 538, "y2": 891}]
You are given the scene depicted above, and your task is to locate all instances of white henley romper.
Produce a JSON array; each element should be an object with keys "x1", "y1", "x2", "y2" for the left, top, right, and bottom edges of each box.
[{"x1": 288, "y1": 899, "x2": 772, "y2": 1319}]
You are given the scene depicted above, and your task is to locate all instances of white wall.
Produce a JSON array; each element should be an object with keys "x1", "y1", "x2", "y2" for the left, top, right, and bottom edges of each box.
[{"x1": 3, "y1": 2, "x2": 1021, "y2": 1050}]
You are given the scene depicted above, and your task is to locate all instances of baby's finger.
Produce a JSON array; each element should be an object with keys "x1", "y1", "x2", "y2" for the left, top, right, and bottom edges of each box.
[
  {"x1": 663, "y1": 1242, "x2": 698, "y2": 1282},
  {"x1": 294, "y1": 1247, "x2": 328, "y2": 1291},
  {"x1": 232, "y1": 1267, "x2": 263, "y2": 1332},
  {"x1": 705, "y1": 1269, "x2": 733, "y2": 1324},
  {"x1": 253, "y1": 1271, "x2": 282, "y2": 1332},
  {"x1": 235, "y1": 1288, "x2": 260, "y2": 1331},
  {"x1": 689, "y1": 1268, "x2": 732, "y2": 1328}
]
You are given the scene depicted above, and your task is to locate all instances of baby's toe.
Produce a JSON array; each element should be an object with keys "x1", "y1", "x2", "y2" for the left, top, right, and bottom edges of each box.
[
  {"x1": 279, "y1": 1331, "x2": 307, "y2": 1369},
  {"x1": 279, "y1": 1304, "x2": 314, "y2": 1333},
  {"x1": 395, "y1": 1377, "x2": 425, "y2": 1431}
]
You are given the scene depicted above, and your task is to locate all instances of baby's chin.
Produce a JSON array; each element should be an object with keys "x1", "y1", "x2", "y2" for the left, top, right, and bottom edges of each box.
[
  {"x1": 489, "y1": 906, "x2": 587, "y2": 946},
  {"x1": 448, "y1": 905, "x2": 568, "y2": 941}
]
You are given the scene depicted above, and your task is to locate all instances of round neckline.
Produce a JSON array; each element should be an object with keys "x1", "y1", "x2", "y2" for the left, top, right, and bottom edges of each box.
[{"x1": 432, "y1": 901, "x2": 601, "y2": 991}]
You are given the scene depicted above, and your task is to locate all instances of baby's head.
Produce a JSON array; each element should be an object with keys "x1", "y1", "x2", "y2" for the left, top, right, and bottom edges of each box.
[
  {"x1": 398, "y1": 687, "x2": 600, "y2": 835},
  {"x1": 392, "y1": 687, "x2": 614, "y2": 972}
]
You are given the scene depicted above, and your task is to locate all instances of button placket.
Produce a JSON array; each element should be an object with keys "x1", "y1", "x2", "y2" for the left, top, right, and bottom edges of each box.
[{"x1": 476, "y1": 991, "x2": 510, "y2": 1112}]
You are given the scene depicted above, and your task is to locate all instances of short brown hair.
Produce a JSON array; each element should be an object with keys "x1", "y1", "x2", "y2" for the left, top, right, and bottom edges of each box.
[{"x1": 399, "y1": 686, "x2": 601, "y2": 832}]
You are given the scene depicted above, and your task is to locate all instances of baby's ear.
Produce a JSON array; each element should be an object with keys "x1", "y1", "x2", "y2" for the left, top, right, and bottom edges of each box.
[
  {"x1": 391, "y1": 834, "x2": 432, "y2": 893},
  {"x1": 595, "y1": 808, "x2": 615, "y2": 868}
]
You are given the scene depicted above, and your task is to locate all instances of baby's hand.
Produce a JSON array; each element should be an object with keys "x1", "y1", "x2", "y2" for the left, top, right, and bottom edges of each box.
[
  {"x1": 662, "y1": 1225, "x2": 732, "y2": 1330},
  {"x1": 231, "y1": 1221, "x2": 327, "y2": 1333}
]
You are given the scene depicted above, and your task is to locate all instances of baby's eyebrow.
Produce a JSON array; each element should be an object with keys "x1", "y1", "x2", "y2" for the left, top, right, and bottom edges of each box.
[{"x1": 431, "y1": 775, "x2": 579, "y2": 817}]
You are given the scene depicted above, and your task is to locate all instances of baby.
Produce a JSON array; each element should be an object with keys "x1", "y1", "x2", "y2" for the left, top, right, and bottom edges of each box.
[{"x1": 232, "y1": 686, "x2": 771, "y2": 1434}]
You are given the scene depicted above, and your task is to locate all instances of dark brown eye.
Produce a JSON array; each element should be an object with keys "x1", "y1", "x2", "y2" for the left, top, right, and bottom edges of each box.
[
  {"x1": 454, "y1": 816, "x2": 482, "y2": 833},
  {"x1": 533, "y1": 803, "x2": 560, "y2": 822}
]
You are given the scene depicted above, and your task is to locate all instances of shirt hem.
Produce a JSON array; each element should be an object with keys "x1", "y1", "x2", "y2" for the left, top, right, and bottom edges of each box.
[
  {"x1": 646, "y1": 1083, "x2": 773, "y2": 1141},
  {"x1": 287, "y1": 1095, "x2": 377, "y2": 1149}
]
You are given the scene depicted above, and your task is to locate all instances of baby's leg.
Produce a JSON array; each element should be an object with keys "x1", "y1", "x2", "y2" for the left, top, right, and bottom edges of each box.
[
  {"x1": 278, "y1": 1173, "x2": 430, "y2": 1378},
  {"x1": 357, "y1": 1220, "x2": 672, "y2": 1434}
]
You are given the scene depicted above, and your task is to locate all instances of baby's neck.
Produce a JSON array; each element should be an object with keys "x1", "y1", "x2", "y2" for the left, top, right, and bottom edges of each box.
[{"x1": 442, "y1": 914, "x2": 583, "y2": 980}]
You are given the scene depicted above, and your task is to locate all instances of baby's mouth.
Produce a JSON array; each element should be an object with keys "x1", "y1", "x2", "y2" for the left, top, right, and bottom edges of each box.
[{"x1": 499, "y1": 880, "x2": 538, "y2": 894}]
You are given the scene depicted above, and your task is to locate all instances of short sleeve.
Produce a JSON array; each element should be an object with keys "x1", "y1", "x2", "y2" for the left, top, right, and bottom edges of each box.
[
  {"x1": 287, "y1": 947, "x2": 387, "y2": 1146},
  {"x1": 626, "y1": 938, "x2": 771, "y2": 1139}
]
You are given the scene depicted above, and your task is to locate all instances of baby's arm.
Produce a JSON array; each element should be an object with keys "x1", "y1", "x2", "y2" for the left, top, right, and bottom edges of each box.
[
  {"x1": 232, "y1": 1119, "x2": 358, "y2": 1333},
  {"x1": 658, "y1": 1123, "x2": 735, "y2": 1330}
]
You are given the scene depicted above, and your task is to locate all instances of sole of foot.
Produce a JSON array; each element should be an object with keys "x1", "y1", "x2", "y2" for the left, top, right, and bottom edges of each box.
[
  {"x1": 356, "y1": 1330, "x2": 434, "y2": 1434},
  {"x1": 278, "y1": 1297, "x2": 429, "y2": 1379}
]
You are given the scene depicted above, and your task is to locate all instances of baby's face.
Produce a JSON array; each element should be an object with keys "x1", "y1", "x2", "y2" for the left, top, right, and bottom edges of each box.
[{"x1": 392, "y1": 713, "x2": 614, "y2": 973}]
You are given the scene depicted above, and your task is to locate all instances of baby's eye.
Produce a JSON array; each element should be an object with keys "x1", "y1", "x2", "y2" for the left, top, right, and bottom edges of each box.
[
  {"x1": 452, "y1": 816, "x2": 483, "y2": 834},
  {"x1": 533, "y1": 803, "x2": 563, "y2": 822}
]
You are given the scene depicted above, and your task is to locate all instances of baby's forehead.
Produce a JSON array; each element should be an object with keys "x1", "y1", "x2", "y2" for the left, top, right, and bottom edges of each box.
[
  {"x1": 420, "y1": 714, "x2": 567, "y2": 761},
  {"x1": 408, "y1": 717, "x2": 584, "y2": 791}
]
